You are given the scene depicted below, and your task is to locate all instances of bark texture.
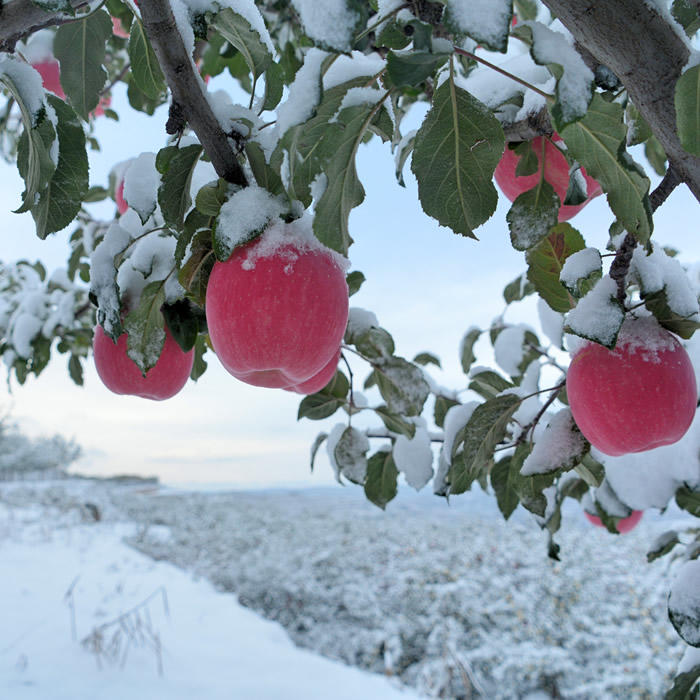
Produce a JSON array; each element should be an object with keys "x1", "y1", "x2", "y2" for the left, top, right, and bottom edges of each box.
[{"x1": 542, "y1": 0, "x2": 700, "y2": 201}]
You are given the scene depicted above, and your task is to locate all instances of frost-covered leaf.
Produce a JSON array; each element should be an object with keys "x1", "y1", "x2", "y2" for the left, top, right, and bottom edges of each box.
[
  {"x1": 459, "y1": 327, "x2": 481, "y2": 374},
  {"x1": 444, "y1": 0, "x2": 513, "y2": 52},
  {"x1": 526, "y1": 22, "x2": 594, "y2": 126},
  {"x1": 507, "y1": 180, "x2": 559, "y2": 251},
  {"x1": 375, "y1": 358, "x2": 430, "y2": 417},
  {"x1": 28, "y1": 96, "x2": 89, "y2": 239},
  {"x1": 491, "y1": 454, "x2": 521, "y2": 520},
  {"x1": 676, "y1": 64, "x2": 700, "y2": 156},
  {"x1": 526, "y1": 224, "x2": 582, "y2": 312},
  {"x1": 158, "y1": 144, "x2": 203, "y2": 230},
  {"x1": 564, "y1": 275, "x2": 624, "y2": 348},
  {"x1": 411, "y1": 72, "x2": 504, "y2": 239},
  {"x1": 128, "y1": 19, "x2": 166, "y2": 99},
  {"x1": 211, "y1": 8, "x2": 272, "y2": 80},
  {"x1": 375, "y1": 406, "x2": 416, "y2": 439},
  {"x1": 333, "y1": 426, "x2": 369, "y2": 484},
  {"x1": 558, "y1": 95, "x2": 652, "y2": 243},
  {"x1": 364, "y1": 450, "x2": 399, "y2": 509},
  {"x1": 647, "y1": 530, "x2": 681, "y2": 563},
  {"x1": 668, "y1": 559, "x2": 700, "y2": 647},
  {"x1": 665, "y1": 662, "x2": 700, "y2": 699},
  {"x1": 448, "y1": 394, "x2": 520, "y2": 495},
  {"x1": 520, "y1": 409, "x2": 587, "y2": 476},
  {"x1": 53, "y1": 10, "x2": 112, "y2": 120},
  {"x1": 354, "y1": 327, "x2": 395, "y2": 360},
  {"x1": 386, "y1": 50, "x2": 449, "y2": 87},
  {"x1": 124, "y1": 280, "x2": 166, "y2": 375},
  {"x1": 310, "y1": 432, "x2": 328, "y2": 472}
]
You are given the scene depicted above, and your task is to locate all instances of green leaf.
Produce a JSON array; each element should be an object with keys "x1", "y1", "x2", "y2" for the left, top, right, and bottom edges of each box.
[
  {"x1": 434, "y1": 395, "x2": 460, "y2": 428},
  {"x1": 53, "y1": 10, "x2": 112, "y2": 120},
  {"x1": 507, "y1": 180, "x2": 560, "y2": 251},
  {"x1": 413, "y1": 352, "x2": 441, "y2": 369},
  {"x1": 557, "y1": 94, "x2": 652, "y2": 244},
  {"x1": 346, "y1": 270, "x2": 365, "y2": 296},
  {"x1": 645, "y1": 135, "x2": 667, "y2": 176},
  {"x1": 190, "y1": 335, "x2": 208, "y2": 381},
  {"x1": 195, "y1": 178, "x2": 228, "y2": 217},
  {"x1": 411, "y1": 70, "x2": 505, "y2": 238},
  {"x1": 665, "y1": 664, "x2": 700, "y2": 700},
  {"x1": 376, "y1": 20, "x2": 411, "y2": 50},
  {"x1": 574, "y1": 453, "x2": 605, "y2": 488},
  {"x1": 158, "y1": 144, "x2": 203, "y2": 229},
  {"x1": 642, "y1": 288, "x2": 700, "y2": 339},
  {"x1": 313, "y1": 101, "x2": 387, "y2": 254},
  {"x1": 672, "y1": 0, "x2": 700, "y2": 35},
  {"x1": 448, "y1": 394, "x2": 521, "y2": 495},
  {"x1": 526, "y1": 223, "x2": 583, "y2": 313},
  {"x1": 124, "y1": 280, "x2": 167, "y2": 374},
  {"x1": 128, "y1": 19, "x2": 166, "y2": 99},
  {"x1": 310, "y1": 432, "x2": 328, "y2": 472},
  {"x1": 353, "y1": 327, "x2": 395, "y2": 358},
  {"x1": 394, "y1": 130, "x2": 416, "y2": 187},
  {"x1": 625, "y1": 101, "x2": 652, "y2": 147},
  {"x1": 491, "y1": 455, "x2": 521, "y2": 520},
  {"x1": 245, "y1": 141, "x2": 286, "y2": 196},
  {"x1": 297, "y1": 393, "x2": 345, "y2": 420},
  {"x1": 512, "y1": 141, "x2": 539, "y2": 177},
  {"x1": 503, "y1": 273, "x2": 535, "y2": 304},
  {"x1": 468, "y1": 369, "x2": 514, "y2": 399},
  {"x1": 386, "y1": 50, "x2": 449, "y2": 87},
  {"x1": 68, "y1": 354, "x2": 84, "y2": 386},
  {"x1": 261, "y1": 61, "x2": 284, "y2": 112},
  {"x1": 375, "y1": 405, "x2": 417, "y2": 439},
  {"x1": 364, "y1": 450, "x2": 399, "y2": 509},
  {"x1": 29, "y1": 96, "x2": 89, "y2": 239},
  {"x1": 375, "y1": 358, "x2": 431, "y2": 416},
  {"x1": 459, "y1": 327, "x2": 481, "y2": 375},
  {"x1": 675, "y1": 64, "x2": 700, "y2": 156},
  {"x1": 514, "y1": 0, "x2": 538, "y2": 21},
  {"x1": 211, "y1": 8, "x2": 272, "y2": 81},
  {"x1": 162, "y1": 298, "x2": 205, "y2": 353},
  {"x1": 677, "y1": 485, "x2": 700, "y2": 517}
]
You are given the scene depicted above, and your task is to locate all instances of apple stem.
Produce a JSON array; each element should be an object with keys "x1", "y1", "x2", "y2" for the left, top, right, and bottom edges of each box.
[
  {"x1": 340, "y1": 352, "x2": 356, "y2": 418},
  {"x1": 452, "y1": 46, "x2": 554, "y2": 102}
]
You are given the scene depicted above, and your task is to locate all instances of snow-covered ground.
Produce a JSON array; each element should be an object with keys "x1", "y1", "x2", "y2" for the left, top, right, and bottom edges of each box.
[{"x1": 0, "y1": 477, "x2": 690, "y2": 698}]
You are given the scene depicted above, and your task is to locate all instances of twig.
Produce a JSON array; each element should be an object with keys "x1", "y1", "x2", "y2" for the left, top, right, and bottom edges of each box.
[
  {"x1": 649, "y1": 163, "x2": 682, "y2": 211},
  {"x1": 516, "y1": 379, "x2": 566, "y2": 446},
  {"x1": 608, "y1": 233, "x2": 637, "y2": 306}
]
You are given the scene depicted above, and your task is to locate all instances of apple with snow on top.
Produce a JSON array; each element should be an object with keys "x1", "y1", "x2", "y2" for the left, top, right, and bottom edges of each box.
[
  {"x1": 93, "y1": 324, "x2": 194, "y2": 400},
  {"x1": 205, "y1": 225, "x2": 348, "y2": 393},
  {"x1": 584, "y1": 509, "x2": 643, "y2": 534},
  {"x1": 566, "y1": 316, "x2": 697, "y2": 457},
  {"x1": 494, "y1": 134, "x2": 602, "y2": 221},
  {"x1": 33, "y1": 59, "x2": 111, "y2": 117}
]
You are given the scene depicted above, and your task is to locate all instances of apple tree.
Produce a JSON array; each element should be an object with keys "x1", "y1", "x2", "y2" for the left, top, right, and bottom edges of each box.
[{"x1": 1, "y1": 0, "x2": 700, "y2": 692}]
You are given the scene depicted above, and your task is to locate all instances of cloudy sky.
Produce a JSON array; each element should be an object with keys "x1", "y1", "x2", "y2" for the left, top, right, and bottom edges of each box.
[{"x1": 1, "y1": 73, "x2": 698, "y2": 489}]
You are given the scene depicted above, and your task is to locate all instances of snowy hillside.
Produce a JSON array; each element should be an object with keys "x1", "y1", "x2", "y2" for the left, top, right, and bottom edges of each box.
[{"x1": 0, "y1": 477, "x2": 691, "y2": 698}]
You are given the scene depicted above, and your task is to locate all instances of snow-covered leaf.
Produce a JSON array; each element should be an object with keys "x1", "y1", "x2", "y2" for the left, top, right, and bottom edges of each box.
[
  {"x1": 676, "y1": 485, "x2": 700, "y2": 517},
  {"x1": 675, "y1": 64, "x2": 700, "y2": 156},
  {"x1": 333, "y1": 426, "x2": 370, "y2": 484},
  {"x1": 354, "y1": 327, "x2": 395, "y2": 360},
  {"x1": 468, "y1": 368, "x2": 514, "y2": 399},
  {"x1": 557, "y1": 95, "x2": 653, "y2": 244},
  {"x1": 526, "y1": 223, "x2": 583, "y2": 313},
  {"x1": 375, "y1": 358, "x2": 430, "y2": 416},
  {"x1": 448, "y1": 393, "x2": 520, "y2": 495},
  {"x1": 647, "y1": 531, "x2": 681, "y2": 563},
  {"x1": 411, "y1": 70, "x2": 504, "y2": 239},
  {"x1": 668, "y1": 559, "x2": 700, "y2": 647},
  {"x1": 364, "y1": 450, "x2": 399, "y2": 509},
  {"x1": 375, "y1": 406, "x2": 417, "y2": 439},
  {"x1": 559, "y1": 247, "x2": 602, "y2": 299},
  {"x1": 507, "y1": 180, "x2": 559, "y2": 251},
  {"x1": 564, "y1": 275, "x2": 624, "y2": 348},
  {"x1": 53, "y1": 10, "x2": 112, "y2": 120},
  {"x1": 444, "y1": 0, "x2": 513, "y2": 52}
]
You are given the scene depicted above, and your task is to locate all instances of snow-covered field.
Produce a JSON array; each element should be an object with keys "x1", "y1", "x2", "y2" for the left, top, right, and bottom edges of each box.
[{"x1": 0, "y1": 477, "x2": 690, "y2": 698}]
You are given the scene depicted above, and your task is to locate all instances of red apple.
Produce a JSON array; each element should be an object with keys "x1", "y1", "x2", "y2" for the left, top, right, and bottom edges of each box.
[
  {"x1": 494, "y1": 135, "x2": 602, "y2": 221},
  {"x1": 566, "y1": 317, "x2": 697, "y2": 456},
  {"x1": 93, "y1": 324, "x2": 194, "y2": 400},
  {"x1": 115, "y1": 178, "x2": 128, "y2": 215},
  {"x1": 205, "y1": 235, "x2": 348, "y2": 393},
  {"x1": 285, "y1": 348, "x2": 341, "y2": 395},
  {"x1": 112, "y1": 16, "x2": 130, "y2": 38},
  {"x1": 33, "y1": 59, "x2": 110, "y2": 118},
  {"x1": 584, "y1": 509, "x2": 643, "y2": 534}
]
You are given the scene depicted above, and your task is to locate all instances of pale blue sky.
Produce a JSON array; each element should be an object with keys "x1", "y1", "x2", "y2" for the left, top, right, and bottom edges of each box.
[{"x1": 1, "y1": 77, "x2": 698, "y2": 488}]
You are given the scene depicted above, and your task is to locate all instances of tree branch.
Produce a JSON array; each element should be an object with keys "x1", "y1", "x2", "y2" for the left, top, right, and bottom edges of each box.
[
  {"x1": 0, "y1": 0, "x2": 89, "y2": 53},
  {"x1": 541, "y1": 0, "x2": 700, "y2": 202},
  {"x1": 138, "y1": 0, "x2": 248, "y2": 187}
]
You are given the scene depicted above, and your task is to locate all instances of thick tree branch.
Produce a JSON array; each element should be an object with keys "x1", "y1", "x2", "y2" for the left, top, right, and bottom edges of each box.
[
  {"x1": 0, "y1": 0, "x2": 89, "y2": 53},
  {"x1": 541, "y1": 0, "x2": 700, "y2": 202},
  {"x1": 138, "y1": 0, "x2": 248, "y2": 187}
]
